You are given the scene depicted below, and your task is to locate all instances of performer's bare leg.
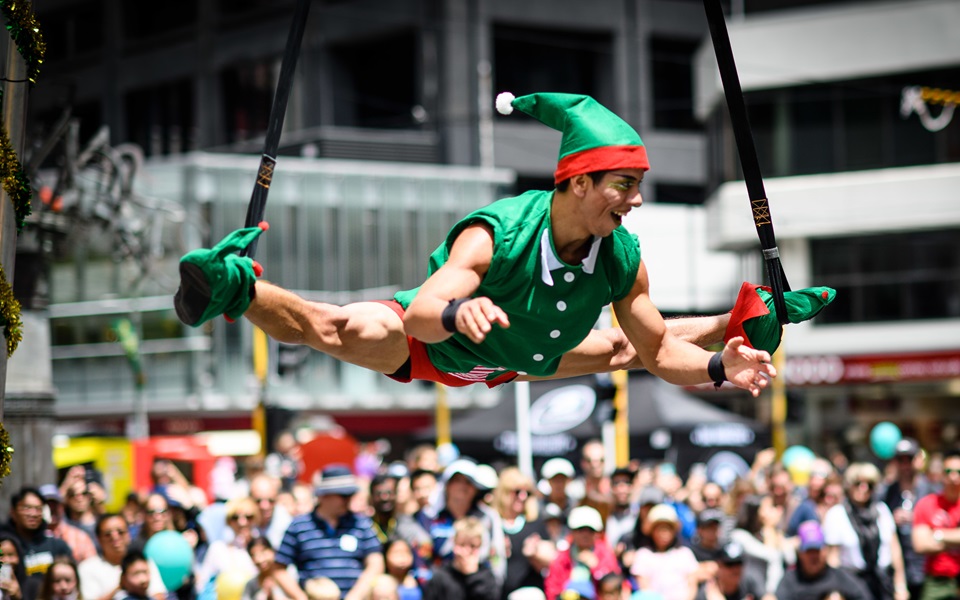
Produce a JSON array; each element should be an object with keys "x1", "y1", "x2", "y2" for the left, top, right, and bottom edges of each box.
[{"x1": 245, "y1": 281, "x2": 410, "y2": 374}]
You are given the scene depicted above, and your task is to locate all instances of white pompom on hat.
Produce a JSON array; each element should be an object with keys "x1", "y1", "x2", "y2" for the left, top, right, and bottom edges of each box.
[{"x1": 496, "y1": 91, "x2": 516, "y2": 115}]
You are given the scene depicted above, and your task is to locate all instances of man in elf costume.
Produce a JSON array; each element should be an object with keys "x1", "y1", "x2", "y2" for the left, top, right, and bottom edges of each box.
[{"x1": 175, "y1": 92, "x2": 833, "y2": 394}]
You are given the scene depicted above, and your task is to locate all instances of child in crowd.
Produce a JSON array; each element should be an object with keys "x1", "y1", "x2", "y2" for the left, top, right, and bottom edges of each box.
[
  {"x1": 423, "y1": 517, "x2": 497, "y2": 600},
  {"x1": 37, "y1": 557, "x2": 80, "y2": 600},
  {"x1": 113, "y1": 552, "x2": 150, "y2": 600}
]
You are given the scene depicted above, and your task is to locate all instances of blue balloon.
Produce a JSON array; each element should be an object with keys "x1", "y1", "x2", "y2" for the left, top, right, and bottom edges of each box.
[
  {"x1": 436, "y1": 442, "x2": 460, "y2": 468},
  {"x1": 144, "y1": 530, "x2": 193, "y2": 590},
  {"x1": 782, "y1": 445, "x2": 815, "y2": 470},
  {"x1": 870, "y1": 422, "x2": 902, "y2": 460}
]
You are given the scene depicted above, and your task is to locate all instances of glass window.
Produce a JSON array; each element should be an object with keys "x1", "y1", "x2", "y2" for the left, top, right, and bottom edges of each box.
[
  {"x1": 121, "y1": 2, "x2": 197, "y2": 42},
  {"x1": 655, "y1": 183, "x2": 706, "y2": 205},
  {"x1": 812, "y1": 231, "x2": 960, "y2": 323},
  {"x1": 789, "y1": 88, "x2": 835, "y2": 175},
  {"x1": 328, "y1": 30, "x2": 418, "y2": 129},
  {"x1": 841, "y1": 92, "x2": 886, "y2": 171},
  {"x1": 125, "y1": 79, "x2": 195, "y2": 157},
  {"x1": 650, "y1": 37, "x2": 701, "y2": 131},
  {"x1": 220, "y1": 59, "x2": 278, "y2": 144},
  {"x1": 39, "y1": 0, "x2": 104, "y2": 61},
  {"x1": 494, "y1": 24, "x2": 613, "y2": 106},
  {"x1": 707, "y1": 68, "x2": 960, "y2": 190}
]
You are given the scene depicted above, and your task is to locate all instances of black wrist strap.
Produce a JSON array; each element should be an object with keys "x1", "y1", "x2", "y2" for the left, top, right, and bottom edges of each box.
[
  {"x1": 441, "y1": 298, "x2": 468, "y2": 333},
  {"x1": 708, "y1": 351, "x2": 726, "y2": 388}
]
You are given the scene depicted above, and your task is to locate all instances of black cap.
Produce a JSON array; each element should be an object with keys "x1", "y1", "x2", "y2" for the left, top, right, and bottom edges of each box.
[
  {"x1": 697, "y1": 508, "x2": 725, "y2": 527},
  {"x1": 611, "y1": 467, "x2": 636, "y2": 481},
  {"x1": 719, "y1": 541, "x2": 745, "y2": 564},
  {"x1": 894, "y1": 438, "x2": 920, "y2": 458}
]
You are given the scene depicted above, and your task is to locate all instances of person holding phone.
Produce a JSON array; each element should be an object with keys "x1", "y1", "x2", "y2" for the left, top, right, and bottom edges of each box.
[{"x1": 0, "y1": 532, "x2": 40, "y2": 600}]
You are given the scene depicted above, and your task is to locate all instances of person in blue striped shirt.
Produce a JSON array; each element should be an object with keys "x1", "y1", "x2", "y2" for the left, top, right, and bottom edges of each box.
[{"x1": 273, "y1": 466, "x2": 383, "y2": 600}]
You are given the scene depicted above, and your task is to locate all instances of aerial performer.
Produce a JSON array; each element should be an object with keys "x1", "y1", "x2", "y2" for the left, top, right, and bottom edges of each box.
[{"x1": 173, "y1": 91, "x2": 834, "y2": 396}]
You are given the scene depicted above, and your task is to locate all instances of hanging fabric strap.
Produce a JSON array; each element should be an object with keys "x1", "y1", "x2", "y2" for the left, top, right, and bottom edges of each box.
[
  {"x1": 702, "y1": 0, "x2": 791, "y2": 324},
  {"x1": 240, "y1": 0, "x2": 313, "y2": 259}
]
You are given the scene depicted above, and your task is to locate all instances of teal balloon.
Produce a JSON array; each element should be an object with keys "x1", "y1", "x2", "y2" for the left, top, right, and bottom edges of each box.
[
  {"x1": 144, "y1": 530, "x2": 193, "y2": 590},
  {"x1": 870, "y1": 422, "x2": 902, "y2": 460},
  {"x1": 782, "y1": 445, "x2": 815, "y2": 470}
]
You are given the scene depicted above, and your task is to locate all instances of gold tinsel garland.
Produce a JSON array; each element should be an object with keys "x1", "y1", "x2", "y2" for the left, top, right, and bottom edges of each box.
[
  {"x1": 0, "y1": 107, "x2": 31, "y2": 231},
  {"x1": 0, "y1": 260, "x2": 21, "y2": 357},
  {"x1": 0, "y1": 423, "x2": 11, "y2": 485},
  {"x1": 0, "y1": 0, "x2": 45, "y2": 84}
]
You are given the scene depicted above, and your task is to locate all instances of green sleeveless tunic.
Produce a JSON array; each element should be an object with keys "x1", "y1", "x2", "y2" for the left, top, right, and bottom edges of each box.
[{"x1": 394, "y1": 190, "x2": 641, "y2": 381}]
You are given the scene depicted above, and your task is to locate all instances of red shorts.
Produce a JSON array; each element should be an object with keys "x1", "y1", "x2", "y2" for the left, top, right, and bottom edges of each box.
[{"x1": 376, "y1": 300, "x2": 519, "y2": 389}]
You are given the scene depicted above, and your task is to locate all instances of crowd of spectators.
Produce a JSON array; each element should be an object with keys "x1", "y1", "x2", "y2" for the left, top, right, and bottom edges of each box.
[{"x1": 2, "y1": 435, "x2": 959, "y2": 600}]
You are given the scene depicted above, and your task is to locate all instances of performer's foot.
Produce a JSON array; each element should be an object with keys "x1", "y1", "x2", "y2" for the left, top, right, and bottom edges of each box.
[
  {"x1": 173, "y1": 222, "x2": 268, "y2": 327},
  {"x1": 174, "y1": 262, "x2": 211, "y2": 327},
  {"x1": 725, "y1": 282, "x2": 835, "y2": 354}
]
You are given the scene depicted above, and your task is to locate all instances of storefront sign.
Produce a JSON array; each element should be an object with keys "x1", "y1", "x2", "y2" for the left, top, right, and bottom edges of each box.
[
  {"x1": 493, "y1": 431, "x2": 578, "y2": 456},
  {"x1": 787, "y1": 350, "x2": 960, "y2": 385}
]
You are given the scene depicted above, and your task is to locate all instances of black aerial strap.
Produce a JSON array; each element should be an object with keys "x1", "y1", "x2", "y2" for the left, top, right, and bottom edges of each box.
[
  {"x1": 703, "y1": 0, "x2": 790, "y2": 324},
  {"x1": 240, "y1": 0, "x2": 313, "y2": 259}
]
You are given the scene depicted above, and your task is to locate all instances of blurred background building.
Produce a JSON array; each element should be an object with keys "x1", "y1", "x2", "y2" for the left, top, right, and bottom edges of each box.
[{"x1": 4, "y1": 0, "x2": 959, "y2": 494}]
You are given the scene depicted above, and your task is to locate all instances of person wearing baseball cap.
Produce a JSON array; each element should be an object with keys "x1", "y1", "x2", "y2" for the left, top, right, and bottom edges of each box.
[
  {"x1": 693, "y1": 541, "x2": 764, "y2": 600},
  {"x1": 775, "y1": 521, "x2": 870, "y2": 600},
  {"x1": 38, "y1": 484, "x2": 97, "y2": 563},
  {"x1": 541, "y1": 458, "x2": 576, "y2": 512},
  {"x1": 606, "y1": 467, "x2": 637, "y2": 547},
  {"x1": 415, "y1": 458, "x2": 507, "y2": 586},
  {"x1": 880, "y1": 437, "x2": 934, "y2": 600},
  {"x1": 543, "y1": 506, "x2": 620, "y2": 600},
  {"x1": 689, "y1": 508, "x2": 727, "y2": 564},
  {"x1": 272, "y1": 465, "x2": 383, "y2": 599}
]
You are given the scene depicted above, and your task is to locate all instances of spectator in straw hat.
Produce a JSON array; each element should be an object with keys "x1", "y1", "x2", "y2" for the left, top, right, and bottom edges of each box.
[{"x1": 631, "y1": 504, "x2": 698, "y2": 600}]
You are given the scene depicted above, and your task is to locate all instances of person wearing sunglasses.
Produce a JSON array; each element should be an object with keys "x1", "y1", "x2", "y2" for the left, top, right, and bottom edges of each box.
[
  {"x1": 912, "y1": 448, "x2": 960, "y2": 600},
  {"x1": 823, "y1": 462, "x2": 907, "y2": 600},
  {"x1": 493, "y1": 467, "x2": 556, "y2": 599},
  {"x1": 195, "y1": 497, "x2": 260, "y2": 596},
  {"x1": 79, "y1": 514, "x2": 167, "y2": 600}
]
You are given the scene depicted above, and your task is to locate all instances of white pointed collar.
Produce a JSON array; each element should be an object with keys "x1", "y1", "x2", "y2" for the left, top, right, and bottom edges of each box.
[{"x1": 540, "y1": 229, "x2": 602, "y2": 286}]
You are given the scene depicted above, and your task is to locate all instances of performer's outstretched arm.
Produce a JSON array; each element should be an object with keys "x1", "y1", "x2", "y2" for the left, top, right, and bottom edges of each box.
[
  {"x1": 664, "y1": 313, "x2": 730, "y2": 348},
  {"x1": 404, "y1": 223, "x2": 510, "y2": 344},
  {"x1": 613, "y1": 260, "x2": 775, "y2": 396},
  {"x1": 521, "y1": 312, "x2": 730, "y2": 382}
]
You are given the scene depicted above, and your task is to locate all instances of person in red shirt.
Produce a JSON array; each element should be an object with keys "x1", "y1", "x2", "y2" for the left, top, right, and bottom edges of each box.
[
  {"x1": 544, "y1": 506, "x2": 620, "y2": 600},
  {"x1": 912, "y1": 448, "x2": 960, "y2": 600}
]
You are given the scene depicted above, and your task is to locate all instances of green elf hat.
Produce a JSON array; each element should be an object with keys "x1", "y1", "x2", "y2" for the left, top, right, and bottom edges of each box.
[
  {"x1": 724, "y1": 282, "x2": 836, "y2": 355},
  {"x1": 496, "y1": 92, "x2": 650, "y2": 184}
]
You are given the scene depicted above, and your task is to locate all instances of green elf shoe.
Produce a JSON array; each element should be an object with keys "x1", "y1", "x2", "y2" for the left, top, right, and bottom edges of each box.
[
  {"x1": 174, "y1": 222, "x2": 268, "y2": 326},
  {"x1": 724, "y1": 282, "x2": 836, "y2": 355}
]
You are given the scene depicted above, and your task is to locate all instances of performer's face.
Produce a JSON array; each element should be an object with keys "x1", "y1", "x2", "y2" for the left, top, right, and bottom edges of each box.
[{"x1": 581, "y1": 169, "x2": 645, "y2": 236}]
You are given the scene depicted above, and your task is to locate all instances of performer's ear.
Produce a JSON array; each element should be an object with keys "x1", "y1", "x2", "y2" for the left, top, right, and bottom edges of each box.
[{"x1": 570, "y1": 173, "x2": 590, "y2": 197}]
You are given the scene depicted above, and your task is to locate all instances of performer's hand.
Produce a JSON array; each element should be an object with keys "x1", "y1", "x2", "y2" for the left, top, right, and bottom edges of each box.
[
  {"x1": 455, "y1": 296, "x2": 510, "y2": 343},
  {"x1": 721, "y1": 336, "x2": 777, "y2": 397}
]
